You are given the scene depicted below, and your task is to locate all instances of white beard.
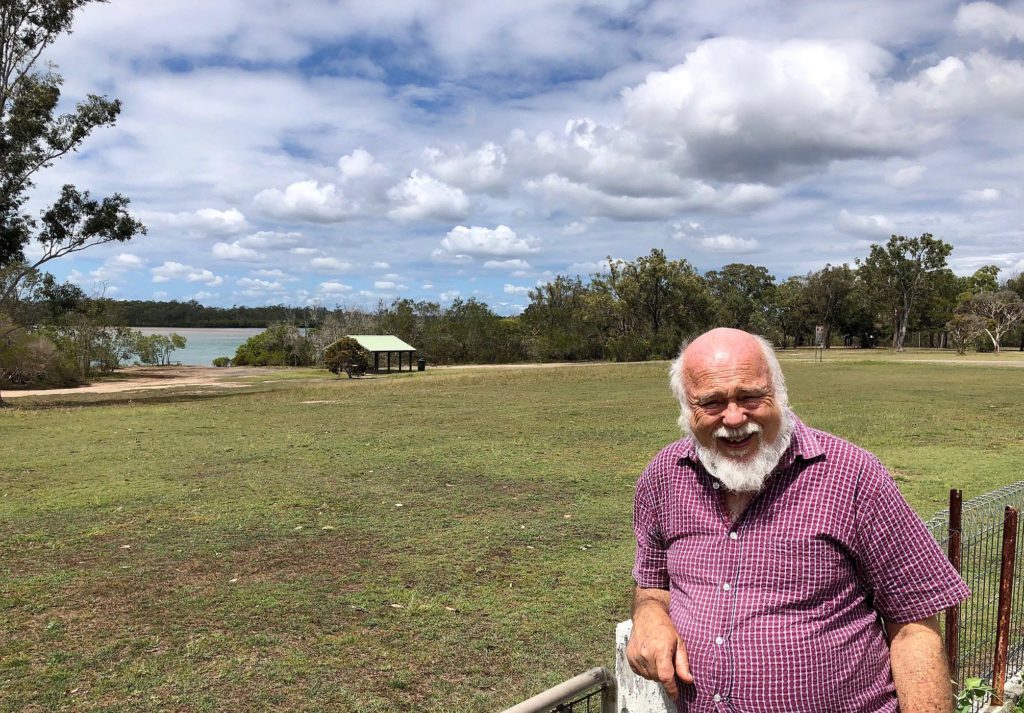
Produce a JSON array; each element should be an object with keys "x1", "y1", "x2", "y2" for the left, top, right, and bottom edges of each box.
[{"x1": 692, "y1": 413, "x2": 794, "y2": 493}]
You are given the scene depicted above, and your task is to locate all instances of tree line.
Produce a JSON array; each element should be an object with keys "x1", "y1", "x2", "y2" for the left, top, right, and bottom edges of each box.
[{"x1": 220, "y1": 237, "x2": 1024, "y2": 370}]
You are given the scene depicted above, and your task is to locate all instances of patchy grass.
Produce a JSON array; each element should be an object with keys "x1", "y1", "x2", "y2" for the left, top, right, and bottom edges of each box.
[{"x1": 2, "y1": 355, "x2": 1023, "y2": 710}]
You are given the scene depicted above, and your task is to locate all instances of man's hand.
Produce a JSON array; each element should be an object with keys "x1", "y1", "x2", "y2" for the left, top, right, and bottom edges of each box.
[
  {"x1": 626, "y1": 586, "x2": 693, "y2": 699},
  {"x1": 886, "y1": 615, "x2": 952, "y2": 713}
]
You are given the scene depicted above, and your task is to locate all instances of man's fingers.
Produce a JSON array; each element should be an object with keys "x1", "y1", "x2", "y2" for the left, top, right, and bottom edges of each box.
[
  {"x1": 674, "y1": 638, "x2": 694, "y2": 684},
  {"x1": 655, "y1": 648, "x2": 680, "y2": 699}
]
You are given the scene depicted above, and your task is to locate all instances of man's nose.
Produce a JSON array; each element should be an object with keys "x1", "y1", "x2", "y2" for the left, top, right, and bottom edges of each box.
[{"x1": 722, "y1": 401, "x2": 746, "y2": 428}]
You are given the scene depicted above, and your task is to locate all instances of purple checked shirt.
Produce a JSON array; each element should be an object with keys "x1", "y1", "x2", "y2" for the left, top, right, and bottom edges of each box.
[{"x1": 633, "y1": 415, "x2": 970, "y2": 712}]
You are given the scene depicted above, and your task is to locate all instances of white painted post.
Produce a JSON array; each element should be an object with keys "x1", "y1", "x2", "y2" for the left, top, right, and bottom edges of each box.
[{"x1": 615, "y1": 621, "x2": 676, "y2": 713}]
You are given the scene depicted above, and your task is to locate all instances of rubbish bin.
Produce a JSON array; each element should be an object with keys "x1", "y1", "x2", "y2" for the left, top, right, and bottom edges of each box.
[{"x1": 417, "y1": 357, "x2": 426, "y2": 372}]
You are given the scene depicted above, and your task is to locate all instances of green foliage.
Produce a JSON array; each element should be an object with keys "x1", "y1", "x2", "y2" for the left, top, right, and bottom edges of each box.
[
  {"x1": 323, "y1": 336, "x2": 369, "y2": 377},
  {"x1": 955, "y1": 677, "x2": 993, "y2": 713},
  {"x1": 135, "y1": 333, "x2": 187, "y2": 365},
  {"x1": 212, "y1": 356, "x2": 231, "y2": 367},
  {"x1": 233, "y1": 323, "x2": 312, "y2": 366},
  {"x1": 705, "y1": 262, "x2": 777, "y2": 334},
  {"x1": 855, "y1": 234, "x2": 953, "y2": 351}
]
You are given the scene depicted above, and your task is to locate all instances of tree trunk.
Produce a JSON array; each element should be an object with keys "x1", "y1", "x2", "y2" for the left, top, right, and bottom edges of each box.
[{"x1": 985, "y1": 329, "x2": 1000, "y2": 353}]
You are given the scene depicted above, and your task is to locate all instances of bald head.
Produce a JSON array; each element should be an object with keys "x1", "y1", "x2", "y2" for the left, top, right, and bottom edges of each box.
[{"x1": 669, "y1": 328, "x2": 788, "y2": 430}]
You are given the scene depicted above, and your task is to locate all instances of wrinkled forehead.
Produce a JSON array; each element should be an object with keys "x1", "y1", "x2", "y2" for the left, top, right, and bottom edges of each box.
[{"x1": 683, "y1": 342, "x2": 771, "y2": 392}]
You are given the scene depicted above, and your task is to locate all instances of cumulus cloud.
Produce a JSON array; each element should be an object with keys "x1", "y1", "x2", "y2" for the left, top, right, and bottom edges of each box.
[
  {"x1": 892, "y1": 53, "x2": 1024, "y2": 119},
  {"x1": 374, "y1": 280, "x2": 406, "y2": 290},
  {"x1": 955, "y1": 2, "x2": 1024, "y2": 42},
  {"x1": 253, "y1": 268, "x2": 297, "y2": 281},
  {"x1": 213, "y1": 241, "x2": 264, "y2": 261},
  {"x1": 151, "y1": 261, "x2": 223, "y2": 286},
  {"x1": 960, "y1": 187, "x2": 1001, "y2": 202},
  {"x1": 310, "y1": 257, "x2": 353, "y2": 271},
  {"x1": 503, "y1": 284, "x2": 531, "y2": 294},
  {"x1": 320, "y1": 281, "x2": 353, "y2": 294},
  {"x1": 484, "y1": 259, "x2": 532, "y2": 270},
  {"x1": 836, "y1": 209, "x2": 897, "y2": 236},
  {"x1": 438, "y1": 224, "x2": 541, "y2": 258},
  {"x1": 623, "y1": 38, "x2": 911, "y2": 181},
  {"x1": 236, "y1": 277, "x2": 284, "y2": 291},
  {"x1": 140, "y1": 207, "x2": 248, "y2": 235},
  {"x1": 387, "y1": 170, "x2": 469, "y2": 221},
  {"x1": 886, "y1": 164, "x2": 925, "y2": 187},
  {"x1": 372, "y1": 261, "x2": 390, "y2": 269},
  {"x1": 254, "y1": 180, "x2": 357, "y2": 222},
  {"x1": 694, "y1": 234, "x2": 759, "y2": 253},
  {"x1": 439, "y1": 290, "x2": 461, "y2": 301},
  {"x1": 424, "y1": 142, "x2": 508, "y2": 192},
  {"x1": 338, "y1": 148, "x2": 387, "y2": 180},
  {"x1": 238, "y1": 231, "x2": 303, "y2": 249}
]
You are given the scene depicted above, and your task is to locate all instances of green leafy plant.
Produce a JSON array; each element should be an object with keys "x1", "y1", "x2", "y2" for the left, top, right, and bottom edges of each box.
[{"x1": 956, "y1": 677, "x2": 1024, "y2": 713}]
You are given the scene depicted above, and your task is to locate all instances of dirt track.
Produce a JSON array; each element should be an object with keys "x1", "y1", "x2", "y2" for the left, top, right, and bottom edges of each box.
[{"x1": 1, "y1": 366, "x2": 270, "y2": 399}]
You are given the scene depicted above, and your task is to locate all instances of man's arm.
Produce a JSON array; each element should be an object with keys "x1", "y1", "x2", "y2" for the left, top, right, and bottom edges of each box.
[
  {"x1": 625, "y1": 586, "x2": 693, "y2": 699},
  {"x1": 885, "y1": 616, "x2": 952, "y2": 713}
]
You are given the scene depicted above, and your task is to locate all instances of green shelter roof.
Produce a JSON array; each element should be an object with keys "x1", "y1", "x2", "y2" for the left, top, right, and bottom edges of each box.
[{"x1": 347, "y1": 335, "x2": 417, "y2": 352}]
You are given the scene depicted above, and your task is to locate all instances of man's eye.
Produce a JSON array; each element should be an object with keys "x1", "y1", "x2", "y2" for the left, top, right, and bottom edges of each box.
[
  {"x1": 740, "y1": 396, "x2": 764, "y2": 408},
  {"x1": 701, "y1": 401, "x2": 725, "y2": 412}
]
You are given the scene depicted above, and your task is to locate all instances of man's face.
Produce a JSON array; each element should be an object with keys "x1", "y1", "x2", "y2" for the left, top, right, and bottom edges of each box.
[{"x1": 684, "y1": 351, "x2": 783, "y2": 463}]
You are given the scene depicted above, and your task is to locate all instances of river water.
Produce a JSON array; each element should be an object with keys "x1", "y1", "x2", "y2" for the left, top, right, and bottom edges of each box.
[{"x1": 134, "y1": 327, "x2": 265, "y2": 366}]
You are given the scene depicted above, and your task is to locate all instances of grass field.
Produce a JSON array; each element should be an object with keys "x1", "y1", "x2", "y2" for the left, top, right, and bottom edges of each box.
[{"x1": 2, "y1": 352, "x2": 1024, "y2": 711}]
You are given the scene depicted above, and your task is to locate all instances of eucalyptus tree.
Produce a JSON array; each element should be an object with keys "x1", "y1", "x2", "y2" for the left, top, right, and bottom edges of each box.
[{"x1": 855, "y1": 234, "x2": 952, "y2": 351}]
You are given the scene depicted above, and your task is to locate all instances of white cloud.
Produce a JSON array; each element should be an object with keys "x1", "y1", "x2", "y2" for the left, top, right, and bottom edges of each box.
[
  {"x1": 439, "y1": 224, "x2": 541, "y2": 258},
  {"x1": 236, "y1": 277, "x2": 284, "y2": 291},
  {"x1": 440, "y1": 290, "x2": 461, "y2": 301},
  {"x1": 835, "y1": 209, "x2": 897, "y2": 236},
  {"x1": 254, "y1": 179, "x2": 357, "y2": 222},
  {"x1": 374, "y1": 280, "x2": 397, "y2": 289},
  {"x1": 484, "y1": 259, "x2": 532, "y2": 270},
  {"x1": 109, "y1": 253, "x2": 146, "y2": 269},
  {"x1": 623, "y1": 38, "x2": 911, "y2": 181},
  {"x1": 421, "y1": 282, "x2": 433, "y2": 290},
  {"x1": 424, "y1": 142, "x2": 508, "y2": 192},
  {"x1": 695, "y1": 234, "x2": 759, "y2": 253},
  {"x1": 960, "y1": 187, "x2": 1001, "y2": 202},
  {"x1": 338, "y1": 148, "x2": 387, "y2": 180},
  {"x1": 387, "y1": 170, "x2": 469, "y2": 221},
  {"x1": 431, "y1": 249, "x2": 474, "y2": 264},
  {"x1": 310, "y1": 257, "x2": 353, "y2": 271},
  {"x1": 319, "y1": 281, "x2": 353, "y2": 293},
  {"x1": 238, "y1": 231, "x2": 302, "y2": 249},
  {"x1": 892, "y1": 52, "x2": 1024, "y2": 119},
  {"x1": 253, "y1": 268, "x2": 297, "y2": 281},
  {"x1": 151, "y1": 261, "x2": 223, "y2": 286},
  {"x1": 139, "y1": 207, "x2": 248, "y2": 235},
  {"x1": 213, "y1": 241, "x2": 264, "y2": 261},
  {"x1": 503, "y1": 283, "x2": 531, "y2": 294},
  {"x1": 372, "y1": 261, "x2": 390, "y2": 269},
  {"x1": 562, "y1": 221, "x2": 590, "y2": 236},
  {"x1": 291, "y1": 247, "x2": 319, "y2": 255},
  {"x1": 955, "y1": 2, "x2": 1024, "y2": 42},
  {"x1": 885, "y1": 164, "x2": 925, "y2": 187}
]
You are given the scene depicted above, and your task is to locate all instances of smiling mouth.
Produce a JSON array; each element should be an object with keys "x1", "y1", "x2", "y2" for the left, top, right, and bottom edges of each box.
[{"x1": 718, "y1": 434, "x2": 755, "y2": 451}]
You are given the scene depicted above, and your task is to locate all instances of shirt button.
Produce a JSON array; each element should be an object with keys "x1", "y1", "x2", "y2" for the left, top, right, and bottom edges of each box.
[
  {"x1": 715, "y1": 636, "x2": 725, "y2": 645},
  {"x1": 713, "y1": 694, "x2": 722, "y2": 702},
  {"x1": 712, "y1": 481, "x2": 720, "y2": 490},
  {"x1": 722, "y1": 583, "x2": 731, "y2": 591},
  {"x1": 729, "y1": 531, "x2": 739, "y2": 540}
]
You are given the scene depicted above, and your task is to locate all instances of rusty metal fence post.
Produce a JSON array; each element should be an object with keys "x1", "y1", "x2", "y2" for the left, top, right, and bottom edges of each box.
[
  {"x1": 946, "y1": 489, "x2": 963, "y2": 682},
  {"x1": 991, "y1": 506, "x2": 1018, "y2": 707}
]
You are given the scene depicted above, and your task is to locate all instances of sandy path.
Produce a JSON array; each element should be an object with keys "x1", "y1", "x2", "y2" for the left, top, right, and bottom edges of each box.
[{"x1": 1, "y1": 366, "x2": 272, "y2": 398}]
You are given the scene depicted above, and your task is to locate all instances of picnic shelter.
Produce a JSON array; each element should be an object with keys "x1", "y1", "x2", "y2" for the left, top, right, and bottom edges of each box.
[{"x1": 348, "y1": 335, "x2": 419, "y2": 373}]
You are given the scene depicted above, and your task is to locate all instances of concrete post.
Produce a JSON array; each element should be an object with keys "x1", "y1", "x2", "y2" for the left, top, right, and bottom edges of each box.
[{"x1": 615, "y1": 621, "x2": 676, "y2": 713}]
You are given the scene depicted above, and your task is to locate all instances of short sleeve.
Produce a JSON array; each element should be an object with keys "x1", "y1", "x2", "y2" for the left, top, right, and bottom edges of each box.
[
  {"x1": 852, "y1": 458, "x2": 970, "y2": 623},
  {"x1": 632, "y1": 465, "x2": 669, "y2": 589}
]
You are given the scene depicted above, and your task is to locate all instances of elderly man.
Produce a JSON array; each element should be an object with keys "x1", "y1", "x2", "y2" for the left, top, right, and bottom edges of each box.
[{"x1": 627, "y1": 328, "x2": 969, "y2": 712}]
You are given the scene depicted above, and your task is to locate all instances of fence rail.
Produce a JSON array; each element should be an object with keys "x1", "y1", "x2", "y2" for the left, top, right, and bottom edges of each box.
[
  {"x1": 925, "y1": 482, "x2": 1024, "y2": 690},
  {"x1": 500, "y1": 667, "x2": 615, "y2": 713}
]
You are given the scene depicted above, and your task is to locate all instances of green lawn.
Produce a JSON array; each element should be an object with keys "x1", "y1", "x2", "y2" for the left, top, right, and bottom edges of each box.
[{"x1": 2, "y1": 356, "x2": 1023, "y2": 711}]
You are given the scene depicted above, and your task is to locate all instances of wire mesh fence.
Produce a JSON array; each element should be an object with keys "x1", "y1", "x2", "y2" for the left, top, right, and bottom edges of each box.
[
  {"x1": 925, "y1": 481, "x2": 1024, "y2": 689},
  {"x1": 549, "y1": 685, "x2": 609, "y2": 712}
]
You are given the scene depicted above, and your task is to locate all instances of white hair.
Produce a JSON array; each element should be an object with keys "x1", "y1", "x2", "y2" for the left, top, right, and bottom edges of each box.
[{"x1": 668, "y1": 333, "x2": 789, "y2": 433}]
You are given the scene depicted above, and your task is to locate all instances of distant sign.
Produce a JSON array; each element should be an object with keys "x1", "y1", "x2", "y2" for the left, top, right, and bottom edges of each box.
[{"x1": 815, "y1": 325, "x2": 825, "y2": 347}]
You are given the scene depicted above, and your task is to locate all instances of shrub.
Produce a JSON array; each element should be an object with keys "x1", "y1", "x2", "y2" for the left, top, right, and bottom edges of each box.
[
  {"x1": 212, "y1": 356, "x2": 231, "y2": 367},
  {"x1": 324, "y1": 337, "x2": 369, "y2": 378}
]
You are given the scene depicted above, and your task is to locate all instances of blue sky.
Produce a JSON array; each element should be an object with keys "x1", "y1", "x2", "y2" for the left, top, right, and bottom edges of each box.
[{"x1": 28, "y1": 0, "x2": 1024, "y2": 313}]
